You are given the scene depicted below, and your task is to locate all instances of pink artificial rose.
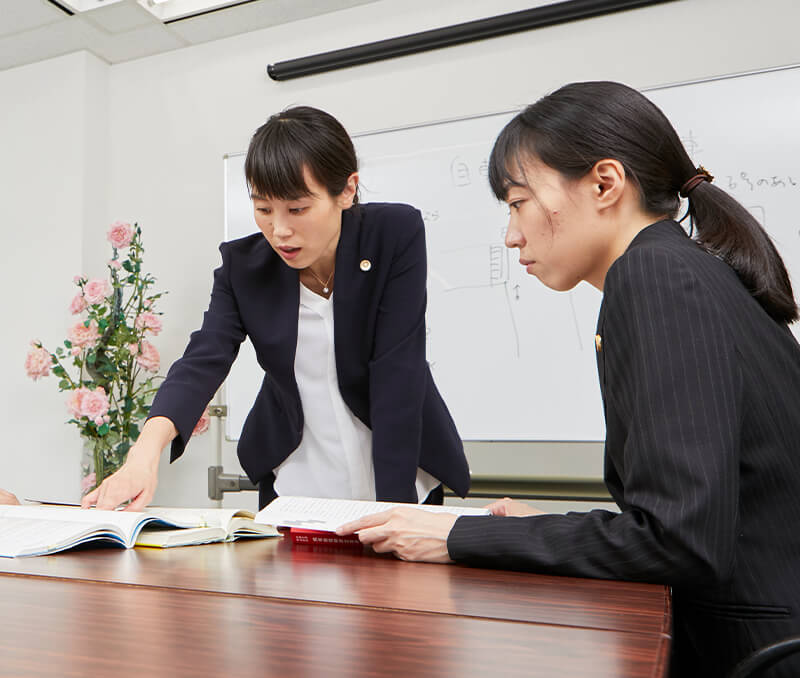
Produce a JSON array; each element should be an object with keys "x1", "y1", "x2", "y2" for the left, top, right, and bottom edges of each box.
[
  {"x1": 70, "y1": 347, "x2": 82, "y2": 357},
  {"x1": 67, "y1": 320, "x2": 100, "y2": 349},
  {"x1": 134, "y1": 340, "x2": 160, "y2": 373},
  {"x1": 25, "y1": 345, "x2": 51, "y2": 381},
  {"x1": 192, "y1": 408, "x2": 211, "y2": 436},
  {"x1": 134, "y1": 312, "x2": 163, "y2": 336},
  {"x1": 69, "y1": 293, "x2": 88, "y2": 315},
  {"x1": 66, "y1": 387, "x2": 91, "y2": 419},
  {"x1": 81, "y1": 471, "x2": 97, "y2": 495},
  {"x1": 83, "y1": 279, "x2": 111, "y2": 305},
  {"x1": 80, "y1": 386, "x2": 110, "y2": 422},
  {"x1": 107, "y1": 221, "x2": 134, "y2": 249},
  {"x1": 108, "y1": 259, "x2": 122, "y2": 270}
]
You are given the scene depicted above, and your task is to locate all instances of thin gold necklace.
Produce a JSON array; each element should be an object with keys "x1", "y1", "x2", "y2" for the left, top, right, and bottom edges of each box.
[{"x1": 306, "y1": 266, "x2": 334, "y2": 294}]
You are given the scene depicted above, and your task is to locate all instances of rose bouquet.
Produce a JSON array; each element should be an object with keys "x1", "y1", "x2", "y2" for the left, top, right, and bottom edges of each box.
[{"x1": 25, "y1": 221, "x2": 167, "y2": 494}]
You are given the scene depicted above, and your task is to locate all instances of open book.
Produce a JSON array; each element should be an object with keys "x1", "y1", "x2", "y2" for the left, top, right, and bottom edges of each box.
[
  {"x1": 0, "y1": 504, "x2": 279, "y2": 557},
  {"x1": 255, "y1": 496, "x2": 490, "y2": 533},
  {"x1": 136, "y1": 506, "x2": 279, "y2": 548}
]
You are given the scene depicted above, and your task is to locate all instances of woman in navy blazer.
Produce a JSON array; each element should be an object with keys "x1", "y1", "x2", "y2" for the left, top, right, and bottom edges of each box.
[
  {"x1": 338, "y1": 83, "x2": 800, "y2": 677},
  {"x1": 83, "y1": 106, "x2": 469, "y2": 511}
]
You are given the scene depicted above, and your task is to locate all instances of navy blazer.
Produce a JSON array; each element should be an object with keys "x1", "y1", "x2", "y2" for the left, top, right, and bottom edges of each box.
[
  {"x1": 149, "y1": 203, "x2": 470, "y2": 505},
  {"x1": 448, "y1": 221, "x2": 800, "y2": 677}
]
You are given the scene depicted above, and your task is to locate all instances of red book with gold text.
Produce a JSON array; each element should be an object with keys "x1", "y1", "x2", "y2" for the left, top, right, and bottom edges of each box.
[{"x1": 289, "y1": 528, "x2": 362, "y2": 547}]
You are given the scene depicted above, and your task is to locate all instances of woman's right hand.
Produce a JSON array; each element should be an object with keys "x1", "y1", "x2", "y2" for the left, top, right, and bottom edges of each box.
[{"x1": 80, "y1": 416, "x2": 176, "y2": 511}]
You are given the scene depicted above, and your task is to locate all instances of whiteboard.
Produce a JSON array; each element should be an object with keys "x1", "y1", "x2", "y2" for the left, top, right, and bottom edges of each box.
[{"x1": 223, "y1": 64, "x2": 800, "y2": 442}]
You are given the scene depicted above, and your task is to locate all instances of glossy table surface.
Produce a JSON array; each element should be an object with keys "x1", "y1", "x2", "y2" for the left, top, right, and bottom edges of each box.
[{"x1": 0, "y1": 536, "x2": 672, "y2": 677}]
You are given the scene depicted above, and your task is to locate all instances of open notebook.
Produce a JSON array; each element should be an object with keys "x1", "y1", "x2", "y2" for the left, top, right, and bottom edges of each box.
[{"x1": 0, "y1": 504, "x2": 280, "y2": 557}]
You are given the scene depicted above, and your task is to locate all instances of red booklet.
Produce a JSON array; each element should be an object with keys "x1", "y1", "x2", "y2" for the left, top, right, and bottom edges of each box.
[{"x1": 289, "y1": 528, "x2": 362, "y2": 548}]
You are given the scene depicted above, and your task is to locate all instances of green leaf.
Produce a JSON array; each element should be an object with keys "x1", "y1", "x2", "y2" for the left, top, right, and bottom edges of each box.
[
  {"x1": 64, "y1": 340, "x2": 72, "y2": 349},
  {"x1": 58, "y1": 379, "x2": 70, "y2": 389},
  {"x1": 122, "y1": 260, "x2": 133, "y2": 273},
  {"x1": 86, "y1": 352, "x2": 97, "y2": 365},
  {"x1": 98, "y1": 318, "x2": 109, "y2": 331},
  {"x1": 128, "y1": 423, "x2": 140, "y2": 440},
  {"x1": 97, "y1": 423, "x2": 110, "y2": 436}
]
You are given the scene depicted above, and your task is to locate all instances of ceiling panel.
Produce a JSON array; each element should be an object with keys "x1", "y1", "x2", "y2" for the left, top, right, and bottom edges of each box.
[
  {"x1": 91, "y1": 22, "x2": 187, "y2": 61},
  {"x1": 0, "y1": 0, "x2": 382, "y2": 72},
  {"x1": 0, "y1": 0, "x2": 69, "y2": 38},
  {"x1": 82, "y1": 1, "x2": 158, "y2": 33},
  {"x1": 166, "y1": 0, "x2": 379, "y2": 45}
]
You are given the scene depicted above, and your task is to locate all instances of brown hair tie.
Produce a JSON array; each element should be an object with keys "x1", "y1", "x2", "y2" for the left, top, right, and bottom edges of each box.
[{"x1": 679, "y1": 165, "x2": 714, "y2": 197}]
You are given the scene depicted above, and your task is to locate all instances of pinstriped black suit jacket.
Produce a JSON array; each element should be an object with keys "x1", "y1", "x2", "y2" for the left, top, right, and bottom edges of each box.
[{"x1": 448, "y1": 220, "x2": 800, "y2": 677}]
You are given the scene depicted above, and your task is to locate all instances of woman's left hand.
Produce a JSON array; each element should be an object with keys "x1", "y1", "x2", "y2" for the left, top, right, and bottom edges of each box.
[{"x1": 337, "y1": 507, "x2": 457, "y2": 563}]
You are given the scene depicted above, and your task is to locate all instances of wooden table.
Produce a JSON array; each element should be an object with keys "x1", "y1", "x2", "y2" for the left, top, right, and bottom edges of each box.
[{"x1": 0, "y1": 538, "x2": 671, "y2": 677}]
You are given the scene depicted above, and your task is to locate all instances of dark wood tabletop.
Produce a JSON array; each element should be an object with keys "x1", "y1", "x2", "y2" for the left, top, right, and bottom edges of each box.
[
  {"x1": 0, "y1": 536, "x2": 671, "y2": 635},
  {"x1": 0, "y1": 574, "x2": 669, "y2": 678},
  {"x1": 0, "y1": 536, "x2": 672, "y2": 677}
]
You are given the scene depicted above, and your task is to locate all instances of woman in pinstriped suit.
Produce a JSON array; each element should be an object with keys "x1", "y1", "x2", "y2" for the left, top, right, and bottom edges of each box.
[{"x1": 339, "y1": 82, "x2": 800, "y2": 677}]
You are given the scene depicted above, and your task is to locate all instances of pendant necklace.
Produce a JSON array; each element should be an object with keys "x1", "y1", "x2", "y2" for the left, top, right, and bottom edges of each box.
[{"x1": 307, "y1": 266, "x2": 334, "y2": 294}]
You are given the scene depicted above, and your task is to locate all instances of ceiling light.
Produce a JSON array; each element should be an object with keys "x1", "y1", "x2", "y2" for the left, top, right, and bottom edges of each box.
[
  {"x1": 56, "y1": 0, "x2": 126, "y2": 11},
  {"x1": 137, "y1": 0, "x2": 254, "y2": 22}
]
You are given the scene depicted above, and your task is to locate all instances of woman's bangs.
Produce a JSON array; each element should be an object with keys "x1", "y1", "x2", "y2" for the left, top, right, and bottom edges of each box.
[{"x1": 246, "y1": 128, "x2": 312, "y2": 201}]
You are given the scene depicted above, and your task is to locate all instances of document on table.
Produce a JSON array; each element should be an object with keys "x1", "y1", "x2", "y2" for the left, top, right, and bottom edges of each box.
[{"x1": 255, "y1": 496, "x2": 490, "y2": 532}]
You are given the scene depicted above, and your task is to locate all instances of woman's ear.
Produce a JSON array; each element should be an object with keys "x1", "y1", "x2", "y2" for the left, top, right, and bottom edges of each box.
[
  {"x1": 590, "y1": 159, "x2": 626, "y2": 209},
  {"x1": 338, "y1": 172, "x2": 359, "y2": 208}
]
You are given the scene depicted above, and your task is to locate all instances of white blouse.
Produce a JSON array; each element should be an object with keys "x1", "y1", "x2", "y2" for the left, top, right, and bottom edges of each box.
[{"x1": 273, "y1": 283, "x2": 438, "y2": 503}]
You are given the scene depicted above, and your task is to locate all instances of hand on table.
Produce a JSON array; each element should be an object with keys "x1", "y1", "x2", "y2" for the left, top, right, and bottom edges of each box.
[
  {"x1": 80, "y1": 416, "x2": 176, "y2": 511},
  {"x1": 484, "y1": 497, "x2": 544, "y2": 517},
  {"x1": 0, "y1": 488, "x2": 20, "y2": 505},
  {"x1": 337, "y1": 507, "x2": 457, "y2": 563},
  {"x1": 80, "y1": 442, "x2": 160, "y2": 511}
]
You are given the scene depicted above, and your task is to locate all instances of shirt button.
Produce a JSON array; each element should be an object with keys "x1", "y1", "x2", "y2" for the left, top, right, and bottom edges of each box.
[{"x1": 360, "y1": 259, "x2": 372, "y2": 272}]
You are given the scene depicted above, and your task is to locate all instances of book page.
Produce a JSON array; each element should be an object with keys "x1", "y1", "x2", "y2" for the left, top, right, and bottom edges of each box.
[
  {"x1": 255, "y1": 496, "x2": 489, "y2": 532},
  {"x1": 0, "y1": 504, "x2": 146, "y2": 536},
  {"x1": 142, "y1": 507, "x2": 258, "y2": 531},
  {"x1": 135, "y1": 526, "x2": 228, "y2": 548},
  {"x1": 227, "y1": 517, "x2": 280, "y2": 538},
  {"x1": 0, "y1": 516, "x2": 125, "y2": 557}
]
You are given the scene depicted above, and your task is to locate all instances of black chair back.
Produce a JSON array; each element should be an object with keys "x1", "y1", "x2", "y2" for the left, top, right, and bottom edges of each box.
[{"x1": 728, "y1": 637, "x2": 800, "y2": 678}]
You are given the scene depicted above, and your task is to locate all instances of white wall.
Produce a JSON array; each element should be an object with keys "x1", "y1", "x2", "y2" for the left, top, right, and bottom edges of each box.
[
  {"x1": 1, "y1": 51, "x2": 108, "y2": 502},
  {"x1": 3, "y1": 0, "x2": 800, "y2": 508}
]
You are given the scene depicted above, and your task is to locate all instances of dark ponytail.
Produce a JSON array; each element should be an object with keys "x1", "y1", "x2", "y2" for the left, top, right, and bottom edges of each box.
[{"x1": 489, "y1": 81, "x2": 798, "y2": 324}]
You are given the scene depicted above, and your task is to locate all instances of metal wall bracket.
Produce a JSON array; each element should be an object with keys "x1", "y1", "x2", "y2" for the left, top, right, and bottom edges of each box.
[{"x1": 207, "y1": 465, "x2": 257, "y2": 500}]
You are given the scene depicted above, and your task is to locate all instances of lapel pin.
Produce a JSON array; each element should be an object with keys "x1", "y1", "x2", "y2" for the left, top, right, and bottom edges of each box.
[
  {"x1": 360, "y1": 259, "x2": 372, "y2": 272},
  {"x1": 595, "y1": 334, "x2": 602, "y2": 353}
]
